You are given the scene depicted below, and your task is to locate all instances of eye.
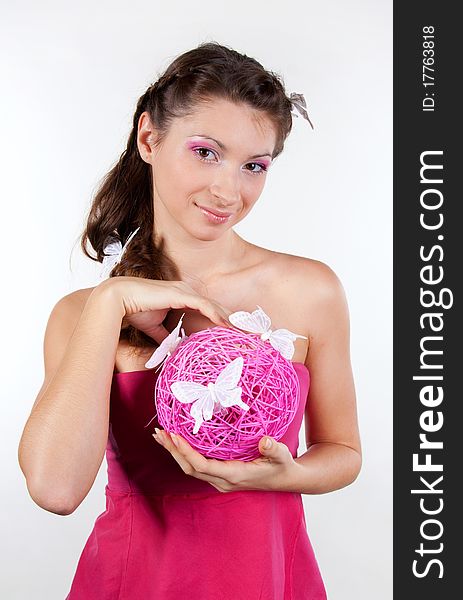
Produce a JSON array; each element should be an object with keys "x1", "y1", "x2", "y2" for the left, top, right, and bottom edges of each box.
[
  {"x1": 193, "y1": 147, "x2": 218, "y2": 161},
  {"x1": 244, "y1": 162, "x2": 268, "y2": 175}
]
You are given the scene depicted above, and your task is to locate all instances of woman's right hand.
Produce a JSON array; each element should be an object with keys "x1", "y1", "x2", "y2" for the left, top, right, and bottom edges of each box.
[{"x1": 99, "y1": 276, "x2": 232, "y2": 344}]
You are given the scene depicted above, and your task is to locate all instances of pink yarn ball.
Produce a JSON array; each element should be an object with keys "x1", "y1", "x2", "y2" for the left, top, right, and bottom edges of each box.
[{"x1": 155, "y1": 326, "x2": 300, "y2": 461}]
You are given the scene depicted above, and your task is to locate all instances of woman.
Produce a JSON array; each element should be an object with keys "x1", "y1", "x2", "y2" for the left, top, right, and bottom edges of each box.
[{"x1": 18, "y1": 42, "x2": 361, "y2": 599}]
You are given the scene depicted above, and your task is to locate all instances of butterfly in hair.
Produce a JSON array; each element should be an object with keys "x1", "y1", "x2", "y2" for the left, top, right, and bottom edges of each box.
[{"x1": 100, "y1": 226, "x2": 141, "y2": 279}]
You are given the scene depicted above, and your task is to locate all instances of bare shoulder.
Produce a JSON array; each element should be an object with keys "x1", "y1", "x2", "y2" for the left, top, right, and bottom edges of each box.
[
  {"x1": 46, "y1": 286, "x2": 97, "y2": 341},
  {"x1": 264, "y1": 249, "x2": 346, "y2": 303},
  {"x1": 44, "y1": 286, "x2": 99, "y2": 366},
  {"x1": 30, "y1": 287, "x2": 99, "y2": 412},
  {"x1": 258, "y1": 249, "x2": 349, "y2": 348},
  {"x1": 49, "y1": 286, "x2": 97, "y2": 322}
]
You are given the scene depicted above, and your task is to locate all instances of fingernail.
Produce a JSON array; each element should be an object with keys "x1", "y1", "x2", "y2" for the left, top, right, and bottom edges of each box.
[
  {"x1": 264, "y1": 438, "x2": 272, "y2": 449},
  {"x1": 154, "y1": 427, "x2": 160, "y2": 435},
  {"x1": 171, "y1": 433, "x2": 179, "y2": 447}
]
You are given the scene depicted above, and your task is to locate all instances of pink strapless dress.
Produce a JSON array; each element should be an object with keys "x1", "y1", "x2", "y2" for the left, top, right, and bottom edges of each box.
[{"x1": 65, "y1": 363, "x2": 327, "y2": 599}]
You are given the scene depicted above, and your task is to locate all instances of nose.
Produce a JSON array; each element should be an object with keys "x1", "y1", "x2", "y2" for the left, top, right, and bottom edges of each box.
[{"x1": 209, "y1": 167, "x2": 241, "y2": 206}]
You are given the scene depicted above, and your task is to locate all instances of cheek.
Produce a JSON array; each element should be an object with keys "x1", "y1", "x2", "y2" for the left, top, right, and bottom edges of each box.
[
  {"x1": 169, "y1": 157, "x2": 208, "y2": 194},
  {"x1": 155, "y1": 154, "x2": 200, "y2": 199},
  {"x1": 243, "y1": 176, "x2": 266, "y2": 203}
]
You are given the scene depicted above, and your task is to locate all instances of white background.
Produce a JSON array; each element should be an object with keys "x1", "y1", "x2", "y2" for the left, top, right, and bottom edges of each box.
[{"x1": 1, "y1": 1, "x2": 392, "y2": 598}]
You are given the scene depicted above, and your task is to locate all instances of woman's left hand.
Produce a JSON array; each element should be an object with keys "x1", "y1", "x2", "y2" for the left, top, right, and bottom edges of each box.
[{"x1": 152, "y1": 429, "x2": 297, "y2": 493}]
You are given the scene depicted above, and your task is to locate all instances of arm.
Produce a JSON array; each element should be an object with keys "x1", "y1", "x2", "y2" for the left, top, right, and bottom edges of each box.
[
  {"x1": 18, "y1": 282, "x2": 125, "y2": 515},
  {"x1": 18, "y1": 277, "x2": 232, "y2": 514},
  {"x1": 287, "y1": 261, "x2": 362, "y2": 494}
]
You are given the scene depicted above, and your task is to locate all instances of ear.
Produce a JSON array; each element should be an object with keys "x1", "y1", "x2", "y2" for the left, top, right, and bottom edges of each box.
[{"x1": 137, "y1": 111, "x2": 159, "y2": 164}]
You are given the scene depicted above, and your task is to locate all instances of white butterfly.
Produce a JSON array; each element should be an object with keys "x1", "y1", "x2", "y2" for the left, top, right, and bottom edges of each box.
[
  {"x1": 170, "y1": 357, "x2": 249, "y2": 434},
  {"x1": 100, "y1": 226, "x2": 141, "y2": 279},
  {"x1": 144, "y1": 313, "x2": 189, "y2": 372},
  {"x1": 228, "y1": 305, "x2": 307, "y2": 360}
]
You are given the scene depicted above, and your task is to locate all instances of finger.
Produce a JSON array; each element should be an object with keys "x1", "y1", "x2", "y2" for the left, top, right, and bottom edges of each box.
[
  {"x1": 201, "y1": 299, "x2": 232, "y2": 327},
  {"x1": 213, "y1": 303, "x2": 234, "y2": 327},
  {"x1": 141, "y1": 323, "x2": 170, "y2": 345},
  {"x1": 188, "y1": 296, "x2": 231, "y2": 328},
  {"x1": 170, "y1": 433, "x2": 241, "y2": 481},
  {"x1": 155, "y1": 435, "x2": 232, "y2": 489},
  {"x1": 170, "y1": 291, "x2": 229, "y2": 327},
  {"x1": 153, "y1": 430, "x2": 209, "y2": 473},
  {"x1": 123, "y1": 315, "x2": 170, "y2": 345},
  {"x1": 154, "y1": 431, "x2": 238, "y2": 485}
]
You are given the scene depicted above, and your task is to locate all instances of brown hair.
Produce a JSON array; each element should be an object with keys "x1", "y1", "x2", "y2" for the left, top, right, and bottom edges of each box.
[{"x1": 80, "y1": 41, "x2": 294, "y2": 349}]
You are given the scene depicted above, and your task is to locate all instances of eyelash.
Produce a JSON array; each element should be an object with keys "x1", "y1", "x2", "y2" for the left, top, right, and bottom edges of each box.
[{"x1": 192, "y1": 147, "x2": 268, "y2": 175}]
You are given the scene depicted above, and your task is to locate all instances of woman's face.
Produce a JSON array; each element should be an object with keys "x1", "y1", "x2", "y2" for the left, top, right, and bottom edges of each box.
[{"x1": 138, "y1": 97, "x2": 277, "y2": 241}]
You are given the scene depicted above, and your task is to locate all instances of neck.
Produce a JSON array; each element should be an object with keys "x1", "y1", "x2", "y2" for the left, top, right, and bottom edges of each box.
[{"x1": 152, "y1": 206, "x2": 248, "y2": 289}]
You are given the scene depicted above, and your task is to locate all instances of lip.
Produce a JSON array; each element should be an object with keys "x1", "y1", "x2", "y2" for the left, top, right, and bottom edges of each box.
[{"x1": 195, "y1": 204, "x2": 232, "y2": 218}]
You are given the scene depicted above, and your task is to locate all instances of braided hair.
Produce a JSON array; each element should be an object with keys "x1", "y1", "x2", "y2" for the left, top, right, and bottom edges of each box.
[{"x1": 80, "y1": 41, "x2": 294, "y2": 349}]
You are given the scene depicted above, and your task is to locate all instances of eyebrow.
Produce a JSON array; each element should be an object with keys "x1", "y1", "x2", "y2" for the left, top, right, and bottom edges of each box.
[{"x1": 189, "y1": 135, "x2": 273, "y2": 160}]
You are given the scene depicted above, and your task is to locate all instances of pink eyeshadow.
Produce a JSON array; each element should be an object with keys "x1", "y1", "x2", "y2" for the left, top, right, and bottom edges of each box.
[
  {"x1": 185, "y1": 140, "x2": 215, "y2": 151},
  {"x1": 186, "y1": 140, "x2": 270, "y2": 168}
]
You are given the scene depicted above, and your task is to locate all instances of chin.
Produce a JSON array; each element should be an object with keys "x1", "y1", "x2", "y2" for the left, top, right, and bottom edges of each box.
[
  {"x1": 192, "y1": 230, "x2": 228, "y2": 242},
  {"x1": 188, "y1": 223, "x2": 232, "y2": 242}
]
